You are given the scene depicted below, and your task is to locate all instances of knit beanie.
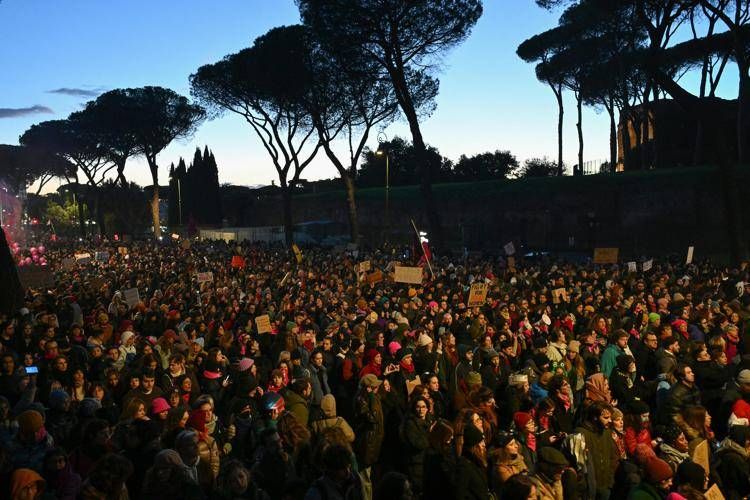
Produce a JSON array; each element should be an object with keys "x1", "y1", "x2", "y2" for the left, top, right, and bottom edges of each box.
[
  {"x1": 47, "y1": 390, "x2": 70, "y2": 411},
  {"x1": 513, "y1": 411, "x2": 533, "y2": 430},
  {"x1": 465, "y1": 371, "x2": 482, "y2": 388},
  {"x1": 643, "y1": 457, "x2": 673, "y2": 483},
  {"x1": 674, "y1": 460, "x2": 706, "y2": 490},
  {"x1": 17, "y1": 410, "x2": 43, "y2": 436}
]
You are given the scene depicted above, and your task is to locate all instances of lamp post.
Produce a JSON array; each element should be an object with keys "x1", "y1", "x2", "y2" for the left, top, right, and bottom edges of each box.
[{"x1": 376, "y1": 132, "x2": 389, "y2": 240}]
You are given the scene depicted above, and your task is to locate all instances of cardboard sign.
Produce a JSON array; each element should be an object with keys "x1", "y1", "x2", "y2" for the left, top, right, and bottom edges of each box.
[
  {"x1": 358, "y1": 261, "x2": 371, "y2": 273},
  {"x1": 117, "y1": 247, "x2": 128, "y2": 256},
  {"x1": 255, "y1": 314, "x2": 272, "y2": 334},
  {"x1": 467, "y1": 282, "x2": 490, "y2": 307},
  {"x1": 366, "y1": 270, "x2": 384, "y2": 285},
  {"x1": 627, "y1": 261, "x2": 637, "y2": 273},
  {"x1": 394, "y1": 266, "x2": 423, "y2": 284},
  {"x1": 292, "y1": 244, "x2": 303, "y2": 264},
  {"x1": 686, "y1": 245, "x2": 695, "y2": 264},
  {"x1": 18, "y1": 266, "x2": 54, "y2": 289},
  {"x1": 122, "y1": 288, "x2": 140, "y2": 308},
  {"x1": 691, "y1": 439, "x2": 709, "y2": 475},
  {"x1": 643, "y1": 259, "x2": 654, "y2": 272},
  {"x1": 705, "y1": 484, "x2": 725, "y2": 500},
  {"x1": 74, "y1": 253, "x2": 91, "y2": 265},
  {"x1": 552, "y1": 288, "x2": 568, "y2": 304},
  {"x1": 61, "y1": 258, "x2": 76, "y2": 270},
  {"x1": 593, "y1": 247, "x2": 619, "y2": 264},
  {"x1": 95, "y1": 251, "x2": 110, "y2": 262},
  {"x1": 504, "y1": 241, "x2": 516, "y2": 256},
  {"x1": 196, "y1": 272, "x2": 214, "y2": 283},
  {"x1": 181, "y1": 239, "x2": 191, "y2": 250},
  {"x1": 405, "y1": 375, "x2": 422, "y2": 396},
  {"x1": 507, "y1": 256, "x2": 516, "y2": 269}
]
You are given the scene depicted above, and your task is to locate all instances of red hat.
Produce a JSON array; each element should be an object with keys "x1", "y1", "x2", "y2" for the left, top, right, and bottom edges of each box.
[
  {"x1": 151, "y1": 397, "x2": 170, "y2": 415},
  {"x1": 513, "y1": 411, "x2": 533, "y2": 430},
  {"x1": 163, "y1": 329, "x2": 178, "y2": 341},
  {"x1": 642, "y1": 457, "x2": 673, "y2": 483},
  {"x1": 168, "y1": 310, "x2": 179, "y2": 319}
]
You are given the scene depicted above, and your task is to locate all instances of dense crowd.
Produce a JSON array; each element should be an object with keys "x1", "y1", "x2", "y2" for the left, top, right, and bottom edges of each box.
[{"x1": 1, "y1": 238, "x2": 750, "y2": 500}]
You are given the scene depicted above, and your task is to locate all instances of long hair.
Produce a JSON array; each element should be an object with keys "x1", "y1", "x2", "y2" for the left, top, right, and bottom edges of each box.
[
  {"x1": 277, "y1": 411, "x2": 311, "y2": 452},
  {"x1": 119, "y1": 397, "x2": 145, "y2": 422}
]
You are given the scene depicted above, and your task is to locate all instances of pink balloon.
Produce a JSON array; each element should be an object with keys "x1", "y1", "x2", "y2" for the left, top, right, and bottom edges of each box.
[
  {"x1": 11, "y1": 247, "x2": 18, "y2": 255},
  {"x1": 40, "y1": 257, "x2": 47, "y2": 265},
  {"x1": 32, "y1": 255, "x2": 40, "y2": 263},
  {"x1": 24, "y1": 257, "x2": 31, "y2": 264},
  {"x1": 30, "y1": 247, "x2": 38, "y2": 254},
  {"x1": 38, "y1": 245, "x2": 45, "y2": 254}
]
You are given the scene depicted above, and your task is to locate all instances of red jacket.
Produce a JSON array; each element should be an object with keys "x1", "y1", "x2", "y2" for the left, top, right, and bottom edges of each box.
[{"x1": 624, "y1": 426, "x2": 653, "y2": 457}]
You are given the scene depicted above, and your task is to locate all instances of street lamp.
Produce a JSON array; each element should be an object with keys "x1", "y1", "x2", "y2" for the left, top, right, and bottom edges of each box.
[{"x1": 376, "y1": 132, "x2": 390, "y2": 240}]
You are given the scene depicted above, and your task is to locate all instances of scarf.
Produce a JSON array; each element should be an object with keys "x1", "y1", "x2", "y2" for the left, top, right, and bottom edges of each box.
[
  {"x1": 585, "y1": 374, "x2": 612, "y2": 403},
  {"x1": 556, "y1": 391, "x2": 571, "y2": 412},
  {"x1": 400, "y1": 360, "x2": 415, "y2": 374}
]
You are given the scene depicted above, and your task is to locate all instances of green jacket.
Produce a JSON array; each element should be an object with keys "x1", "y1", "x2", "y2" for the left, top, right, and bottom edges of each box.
[
  {"x1": 576, "y1": 423, "x2": 617, "y2": 489},
  {"x1": 283, "y1": 389, "x2": 310, "y2": 427},
  {"x1": 627, "y1": 482, "x2": 663, "y2": 500}
]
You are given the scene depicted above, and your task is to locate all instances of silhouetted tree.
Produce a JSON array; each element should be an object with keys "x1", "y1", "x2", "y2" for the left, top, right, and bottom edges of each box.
[
  {"x1": 518, "y1": 157, "x2": 560, "y2": 178},
  {"x1": 298, "y1": 0, "x2": 483, "y2": 249},
  {"x1": 454, "y1": 150, "x2": 519, "y2": 180},
  {"x1": 358, "y1": 136, "x2": 453, "y2": 187},
  {"x1": 113, "y1": 86, "x2": 205, "y2": 239},
  {"x1": 191, "y1": 26, "x2": 320, "y2": 245},
  {"x1": 0, "y1": 145, "x2": 73, "y2": 195}
]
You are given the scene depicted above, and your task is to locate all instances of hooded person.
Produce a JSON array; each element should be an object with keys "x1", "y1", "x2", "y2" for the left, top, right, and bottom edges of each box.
[
  {"x1": 716, "y1": 424, "x2": 750, "y2": 499},
  {"x1": 9, "y1": 409, "x2": 55, "y2": 473},
  {"x1": 310, "y1": 393, "x2": 355, "y2": 443},
  {"x1": 10, "y1": 468, "x2": 45, "y2": 500},
  {"x1": 627, "y1": 456, "x2": 674, "y2": 500},
  {"x1": 42, "y1": 447, "x2": 81, "y2": 500},
  {"x1": 141, "y1": 448, "x2": 201, "y2": 500}
]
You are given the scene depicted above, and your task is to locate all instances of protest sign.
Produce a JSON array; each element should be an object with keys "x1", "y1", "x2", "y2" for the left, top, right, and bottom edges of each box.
[
  {"x1": 691, "y1": 439, "x2": 709, "y2": 475},
  {"x1": 255, "y1": 314, "x2": 272, "y2": 334},
  {"x1": 18, "y1": 266, "x2": 54, "y2": 289},
  {"x1": 627, "y1": 261, "x2": 637, "y2": 273},
  {"x1": 704, "y1": 484, "x2": 725, "y2": 500},
  {"x1": 95, "y1": 251, "x2": 110, "y2": 262},
  {"x1": 122, "y1": 288, "x2": 140, "y2": 308},
  {"x1": 366, "y1": 270, "x2": 384, "y2": 285},
  {"x1": 593, "y1": 247, "x2": 619, "y2": 264},
  {"x1": 643, "y1": 259, "x2": 654, "y2": 272},
  {"x1": 75, "y1": 253, "x2": 91, "y2": 265},
  {"x1": 292, "y1": 244, "x2": 303, "y2": 264},
  {"x1": 358, "y1": 261, "x2": 371, "y2": 273},
  {"x1": 503, "y1": 241, "x2": 516, "y2": 256},
  {"x1": 117, "y1": 247, "x2": 128, "y2": 256},
  {"x1": 552, "y1": 288, "x2": 567, "y2": 304},
  {"x1": 394, "y1": 266, "x2": 423, "y2": 284},
  {"x1": 686, "y1": 245, "x2": 695, "y2": 264},
  {"x1": 231, "y1": 255, "x2": 245, "y2": 269},
  {"x1": 507, "y1": 256, "x2": 516, "y2": 269},
  {"x1": 196, "y1": 272, "x2": 214, "y2": 283},
  {"x1": 467, "y1": 282, "x2": 490, "y2": 307}
]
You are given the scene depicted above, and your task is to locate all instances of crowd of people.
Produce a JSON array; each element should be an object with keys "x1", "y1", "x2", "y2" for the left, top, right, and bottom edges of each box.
[{"x1": 1, "y1": 236, "x2": 750, "y2": 500}]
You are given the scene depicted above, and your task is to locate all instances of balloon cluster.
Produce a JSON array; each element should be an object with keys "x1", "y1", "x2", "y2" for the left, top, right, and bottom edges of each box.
[{"x1": 12, "y1": 242, "x2": 47, "y2": 267}]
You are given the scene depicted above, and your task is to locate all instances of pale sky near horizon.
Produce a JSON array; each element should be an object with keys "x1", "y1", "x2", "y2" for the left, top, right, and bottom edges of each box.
[{"x1": 0, "y1": 0, "x2": 738, "y2": 192}]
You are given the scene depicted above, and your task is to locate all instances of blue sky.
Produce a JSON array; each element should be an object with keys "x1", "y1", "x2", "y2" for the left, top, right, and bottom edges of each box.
[{"x1": 0, "y1": 0, "x2": 738, "y2": 191}]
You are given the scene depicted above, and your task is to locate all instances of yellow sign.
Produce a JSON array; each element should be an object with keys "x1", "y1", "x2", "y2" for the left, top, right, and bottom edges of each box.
[
  {"x1": 704, "y1": 484, "x2": 724, "y2": 500},
  {"x1": 292, "y1": 244, "x2": 303, "y2": 264},
  {"x1": 552, "y1": 288, "x2": 568, "y2": 304},
  {"x1": 467, "y1": 282, "x2": 489, "y2": 307},
  {"x1": 358, "y1": 260, "x2": 371, "y2": 273},
  {"x1": 255, "y1": 314, "x2": 272, "y2": 334},
  {"x1": 593, "y1": 247, "x2": 619, "y2": 264},
  {"x1": 394, "y1": 266, "x2": 423, "y2": 284},
  {"x1": 691, "y1": 439, "x2": 709, "y2": 475},
  {"x1": 367, "y1": 270, "x2": 384, "y2": 285},
  {"x1": 118, "y1": 246, "x2": 128, "y2": 255}
]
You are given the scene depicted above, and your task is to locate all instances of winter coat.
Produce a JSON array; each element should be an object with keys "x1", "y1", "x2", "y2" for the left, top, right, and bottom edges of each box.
[
  {"x1": 422, "y1": 448, "x2": 458, "y2": 500},
  {"x1": 197, "y1": 435, "x2": 220, "y2": 490},
  {"x1": 716, "y1": 438, "x2": 750, "y2": 500},
  {"x1": 456, "y1": 454, "x2": 491, "y2": 500},
  {"x1": 576, "y1": 422, "x2": 617, "y2": 489},
  {"x1": 624, "y1": 426, "x2": 653, "y2": 457},
  {"x1": 601, "y1": 344, "x2": 627, "y2": 378},
  {"x1": 311, "y1": 394, "x2": 355, "y2": 443},
  {"x1": 660, "y1": 382, "x2": 701, "y2": 425},
  {"x1": 284, "y1": 388, "x2": 310, "y2": 427},
  {"x1": 308, "y1": 363, "x2": 331, "y2": 407},
  {"x1": 352, "y1": 390, "x2": 384, "y2": 468},
  {"x1": 400, "y1": 415, "x2": 432, "y2": 491},
  {"x1": 627, "y1": 481, "x2": 664, "y2": 500}
]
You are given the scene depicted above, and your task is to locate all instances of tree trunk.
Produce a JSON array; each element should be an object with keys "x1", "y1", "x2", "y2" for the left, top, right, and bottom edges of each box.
[
  {"x1": 95, "y1": 189, "x2": 105, "y2": 237},
  {"x1": 607, "y1": 103, "x2": 617, "y2": 171},
  {"x1": 75, "y1": 184, "x2": 86, "y2": 237},
  {"x1": 281, "y1": 185, "x2": 294, "y2": 247},
  {"x1": 551, "y1": 82, "x2": 564, "y2": 176},
  {"x1": 148, "y1": 160, "x2": 161, "y2": 239},
  {"x1": 737, "y1": 63, "x2": 750, "y2": 164},
  {"x1": 576, "y1": 92, "x2": 583, "y2": 174},
  {"x1": 343, "y1": 174, "x2": 359, "y2": 244}
]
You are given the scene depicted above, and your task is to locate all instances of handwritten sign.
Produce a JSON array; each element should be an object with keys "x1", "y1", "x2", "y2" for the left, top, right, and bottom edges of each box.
[
  {"x1": 686, "y1": 245, "x2": 695, "y2": 264},
  {"x1": 255, "y1": 314, "x2": 272, "y2": 334},
  {"x1": 196, "y1": 272, "x2": 214, "y2": 283},
  {"x1": 643, "y1": 259, "x2": 653, "y2": 272},
  {"x1": 504, "y1": 241, "x2": 516, "y2": 256},
  {"x1": 358, "y1": 261, "x2": 371, "y2": 273},
  {"x1": 467, "y1": 282, "x2": 490, "y2": 307},
  {"x1": 18, "y1": 266, "x2": 54, "y2": 289},
  {"x1": 394, "y1": 266, "x2": 423, "y2": 284},
  {"x1": 593, "y1": 247, "x2": 619, "y2": 264},
  {"x1": 122, "y1": 288, "x2": 140, "y2": 309},
  {"x1": 704, "y1": 484, "x2": 725, "y2": 500},
  {"x1": 95, "y1": 251, "x2": 110, "y2": 262},
  {"x1": 627, "y1": 261, "x2": 637, "y2": 273},
  {"x1": 552, "y1": 288, "x2": 568, "y2": 304}
]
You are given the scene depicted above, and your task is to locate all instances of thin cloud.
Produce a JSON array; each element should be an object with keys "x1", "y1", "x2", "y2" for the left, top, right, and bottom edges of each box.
[
  {"x1": 47, "y1": 87, "x2": 103, "y2": 97},
  {"x1": 0, "y1": 105, "x2": 54, "y2": 118}
]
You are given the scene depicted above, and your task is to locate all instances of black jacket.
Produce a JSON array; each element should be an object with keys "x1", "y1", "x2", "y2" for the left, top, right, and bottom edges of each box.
[{"x1": 456, "y1": 454, "x2": 491, "y2": 500}]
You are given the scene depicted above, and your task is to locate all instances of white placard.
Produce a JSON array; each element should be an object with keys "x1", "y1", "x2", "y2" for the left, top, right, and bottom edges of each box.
[
  {"x1": 643, "y1": 259, "x2": 653, "y2": 272},
  {"x1": 627, "y1": 261, "x2": 637, "y2": 273},
  {"x1": 504, "y1": 241, "x2": 516, "y2": 256},
  {"x1": 122, "y1": 288, "x2": 140, "y2": 308},
  {"x1": 196, "y1": 272, "x2": 214, "y2": 283},
  {"x1": 686, "y1": 246, "x2": 694, "y2": 264}
]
